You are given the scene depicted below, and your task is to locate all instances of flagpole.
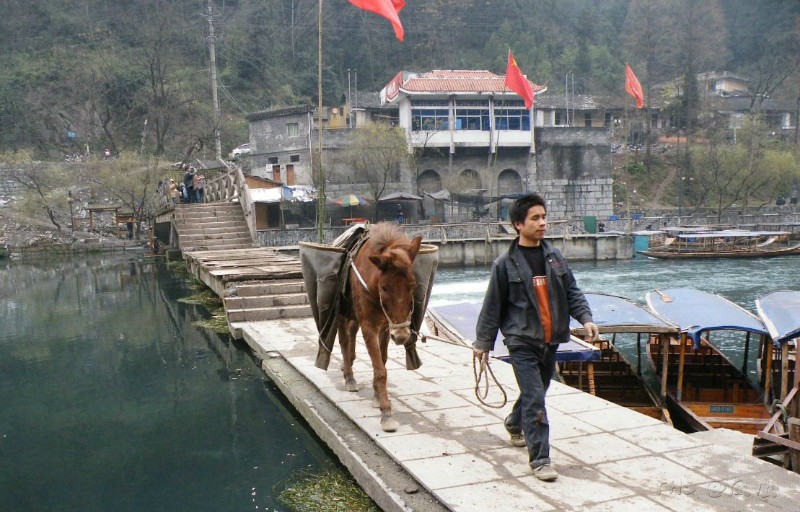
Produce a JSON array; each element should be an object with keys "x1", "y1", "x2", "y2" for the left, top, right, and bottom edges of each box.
[{"x1": 316, "y1": 0, "x2": 325, "y2": 243}]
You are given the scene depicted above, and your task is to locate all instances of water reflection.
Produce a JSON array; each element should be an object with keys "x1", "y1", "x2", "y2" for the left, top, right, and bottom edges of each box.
[{"x1": 0, "y1": 255, "x2": 338, "y2": 511}]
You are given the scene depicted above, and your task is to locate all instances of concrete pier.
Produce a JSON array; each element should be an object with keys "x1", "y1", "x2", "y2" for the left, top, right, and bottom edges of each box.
[{"x1": 237, "y1": 316, "x2": 800, "y2": 511}]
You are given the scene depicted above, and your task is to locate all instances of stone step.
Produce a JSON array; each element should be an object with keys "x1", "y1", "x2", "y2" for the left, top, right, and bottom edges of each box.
[
  {"x1": 174, "y1": 213, "x2": 245, "y2": 223},
  {"x1": 181, "y1": 241, "x2": 256, "y2": 252},
  {"x1": 225, "y1": 304, "x2": 313, "y2": 322},
  {"x1": 227, "y1": 279, "x2": 306, "y2": 297},
  {"x1": 224, "y1": 292, "x2": 309, "y2": 310},
  {"x1": 174, "y1": 202, "x2": 241, "y2": 211},
  {"x1": 178, "y1": 225, "x2": 250, "y2": 236},
  {"x1": 176, "y1": 220, "x2": 250, "y2": 231},
  {"x1": 179, "y1": 232, "x2": 252, "y2": 242}
]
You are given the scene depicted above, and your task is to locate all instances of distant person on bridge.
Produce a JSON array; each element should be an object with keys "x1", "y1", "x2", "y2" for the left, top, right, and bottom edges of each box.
[
  {"x1": 183, "y1": 166, "x2": 196, "y2": 204},
  {"x1": 473, "y1": 193, "x2": 599, "y2": 482}
]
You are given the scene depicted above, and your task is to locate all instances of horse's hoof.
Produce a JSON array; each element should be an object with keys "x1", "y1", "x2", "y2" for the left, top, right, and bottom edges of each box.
[
  {"x1": 344, "y1": 378, "x2": 358, "y2": 392},
  {"x1": 371, "y1": 395, "x2": 381, "y2": 408},
  {"x1": 381, "y1": 416, "x2": 399, "y2": 432}
]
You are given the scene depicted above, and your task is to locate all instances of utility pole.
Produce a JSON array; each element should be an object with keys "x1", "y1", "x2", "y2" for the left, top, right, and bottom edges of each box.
[
  {"x1": 316, "y1": 0, "x2": 325, "y2": 243},
  {"x1": 206, "y1": 0, "x2": 222, "y2": 162}
]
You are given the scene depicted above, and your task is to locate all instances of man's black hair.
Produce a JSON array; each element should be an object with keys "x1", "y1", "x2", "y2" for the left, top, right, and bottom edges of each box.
[{"x1": 509, "y1": 193, "x2": 547, "y2": 234}]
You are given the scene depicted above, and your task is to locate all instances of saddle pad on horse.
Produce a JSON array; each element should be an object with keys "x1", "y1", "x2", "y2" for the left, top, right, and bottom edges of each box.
[{"x1": 299, "y1": 223, "x2": 439, "y2": 371}]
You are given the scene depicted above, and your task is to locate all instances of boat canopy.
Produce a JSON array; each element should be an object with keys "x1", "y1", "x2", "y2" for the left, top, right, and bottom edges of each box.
[
  {"x1": 756, "y1": 290, "x2": 800, "y2": 346},
  {"x1": 427, "y1": 302, "x2": 601, "y2": 362},
  {"x1": 645, "y1": 288, "x2": 768, "y2": 349},
  {"x1": 569, "y1": 292, "x2": 679, "y2": 335}
]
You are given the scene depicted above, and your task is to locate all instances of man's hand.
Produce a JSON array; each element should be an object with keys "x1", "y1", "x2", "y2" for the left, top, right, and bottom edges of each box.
[
  {"x1": 473, "y1": 347, "x2": 488, "y2": 362},
  {"x1": 583, "y1": 321, "x2": 600, "y2": 341}
]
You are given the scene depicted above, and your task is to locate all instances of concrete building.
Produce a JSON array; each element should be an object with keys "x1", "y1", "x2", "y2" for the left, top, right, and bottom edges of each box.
[{"x1": 381, "y1": 70, "x2": 613, "y2": 220}]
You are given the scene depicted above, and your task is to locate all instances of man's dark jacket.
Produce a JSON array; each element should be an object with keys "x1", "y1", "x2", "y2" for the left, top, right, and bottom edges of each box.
[{"x1": 474, "y1": 237, "x2": 593, "y2": 352}]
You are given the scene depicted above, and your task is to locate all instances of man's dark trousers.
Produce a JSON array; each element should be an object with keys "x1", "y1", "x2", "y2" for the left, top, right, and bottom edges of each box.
[{"x1": 504, "y1": 343, "x2": 558, "y2": 468}]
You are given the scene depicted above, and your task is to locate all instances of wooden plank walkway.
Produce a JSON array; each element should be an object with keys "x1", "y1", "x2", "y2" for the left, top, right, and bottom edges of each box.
[
  {"x1": 182, "y1": 247, "x2": 311, "y2": 334},
  {"x1": 184, "y1": 247, "x2": 305, "y2": 297}
]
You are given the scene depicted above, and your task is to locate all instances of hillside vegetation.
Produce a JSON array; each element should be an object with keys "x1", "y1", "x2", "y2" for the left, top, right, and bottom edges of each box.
[{"x1": 2, "y1": 0, "x2": 798, "y2": 161}]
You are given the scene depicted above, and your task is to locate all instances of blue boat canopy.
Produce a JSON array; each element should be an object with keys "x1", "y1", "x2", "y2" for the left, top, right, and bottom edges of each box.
[
  {"x1": 569, "y1": 292, "x2": 679, "y2": 335},
  {"x1": 645, "y1": 288, "x2": 768, "y2": 349},
  {"x1": 756, "y1": 290, "x2": 800, "y2": 346},
  {"x1": 427, "y1": 302, "x2": 601, "y2": 362}
]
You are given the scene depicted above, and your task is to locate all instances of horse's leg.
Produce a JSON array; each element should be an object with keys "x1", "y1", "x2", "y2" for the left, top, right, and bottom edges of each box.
[
  {"x1": 363, "y1": 326, "x2": 398, "y2": 432},
  {"x1": 371, "y1": 330, "x2": 391, "y2": 408},
  {"x1": 338, "y1": 317, "x2": 358, "y2": 392}
]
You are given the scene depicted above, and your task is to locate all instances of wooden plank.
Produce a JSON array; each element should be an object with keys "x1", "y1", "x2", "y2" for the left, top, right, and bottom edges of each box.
[
  {"x1": 677, "y1": 333, "x2": 686, "y2": 401},
  {"x1": 782, "y1": 344, "x2": 790, "y2": 401},
  {"x1": 763, "y1": 386, "x2": 797, "y2": 432},
  {"x1": 757, "y1": 431, "x2": 800, "y2": 452},
  {"x1": 790, "y1": 418, "x2": 800, "y2": 471},
  {"x1": 660, "y1": 335, "x2": 669, "y2": 401}
]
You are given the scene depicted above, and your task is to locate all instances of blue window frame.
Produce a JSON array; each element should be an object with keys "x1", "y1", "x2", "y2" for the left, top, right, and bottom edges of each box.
[
  {"x1": 411, "y1": 100, "x2": 450, "y2": 131},
  {"x1": 455, "y1": 100, "x2": 489, "y2": 131},
  {"x1": 494, "y1": 100, "x2": 530, "y2": 130}
]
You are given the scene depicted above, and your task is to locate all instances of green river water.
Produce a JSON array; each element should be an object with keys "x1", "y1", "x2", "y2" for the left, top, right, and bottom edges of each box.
[{"x1": 0, "y1": 255, "x2": 338, "y2": 511}]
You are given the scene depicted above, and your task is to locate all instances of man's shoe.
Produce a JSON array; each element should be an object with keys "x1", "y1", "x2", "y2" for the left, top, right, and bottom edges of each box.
[
  {"x1": 508, "y1": 431, "x2": 526, "y2": 447},
  {"x1": 532, "y1": 463, "x2": 558, "y2": 481}
]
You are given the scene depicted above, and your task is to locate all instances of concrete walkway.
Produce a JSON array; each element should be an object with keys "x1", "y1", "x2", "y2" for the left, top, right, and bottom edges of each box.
[{"x1": 239, "y1": 317, "x2": 800, "y2": 511}]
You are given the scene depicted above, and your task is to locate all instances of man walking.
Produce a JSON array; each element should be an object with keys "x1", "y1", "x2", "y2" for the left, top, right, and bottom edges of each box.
[{"x1": 473, "y1": 193, "x2": 599, "y2": 481}]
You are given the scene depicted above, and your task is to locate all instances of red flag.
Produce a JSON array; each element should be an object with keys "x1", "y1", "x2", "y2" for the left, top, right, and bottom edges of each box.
[
  {"x1": 625, "y1": 64, "x2": 644, "y2": 109},
  {"x1": 348, "y1": 0, "x2": 405, "y2": 41},
  {"x1": 504, "y1": 50, "x2": 536, "y2": 110}
]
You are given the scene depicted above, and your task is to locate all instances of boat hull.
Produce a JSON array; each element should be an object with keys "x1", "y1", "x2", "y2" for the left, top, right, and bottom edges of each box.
[
  {"x1": 647, "y1": 335, "x2": 769, "y2": 435},
  {"x1": 637, "y1": 244, "x2": 800, "y2": 259}
]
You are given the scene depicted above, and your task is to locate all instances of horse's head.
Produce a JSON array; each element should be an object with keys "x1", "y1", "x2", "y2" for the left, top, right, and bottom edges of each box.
[{"x1": 368, "y1": 235, "x2": 422, "y2": 345}]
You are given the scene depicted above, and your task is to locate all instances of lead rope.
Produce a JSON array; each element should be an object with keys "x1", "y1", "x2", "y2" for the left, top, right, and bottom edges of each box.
[{"x1": 417, "y1": 331, "x2": 508, "y2": 409}]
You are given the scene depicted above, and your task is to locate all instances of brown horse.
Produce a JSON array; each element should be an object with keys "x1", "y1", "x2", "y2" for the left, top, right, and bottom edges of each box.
[{"x1": 337, "y1": 223, "x2": 422, "y2": 432}]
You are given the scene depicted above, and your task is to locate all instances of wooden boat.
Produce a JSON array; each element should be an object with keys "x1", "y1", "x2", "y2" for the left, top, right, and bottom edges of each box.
[
  {"x1": 645, "y1": 288, "x2": 771, "y2": 434},
  {"x1": 753, "y1": 290, "x2": 800, "y2": 463},
  {"x1": 568, "y1": 292, "x2": 675, "y2": 424},
  {"x1": 636, "y1": 229, "x2": 800, "y2": 259},
  {"x1": 426, "y1": 301, "x2": 610, "y2": 409}
]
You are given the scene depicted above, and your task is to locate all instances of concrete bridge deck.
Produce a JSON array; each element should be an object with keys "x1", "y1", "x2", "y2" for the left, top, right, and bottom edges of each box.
[{"x1": 239, "y1": 316, "x2": 800, "y2": 512}]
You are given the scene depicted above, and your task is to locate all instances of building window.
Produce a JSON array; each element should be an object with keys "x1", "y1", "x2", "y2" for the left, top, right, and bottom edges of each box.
[
  {"x1": 290, "y1": 154, "x2": 300, "y2": 162},
  {"x1": 604, "y1": 113, "x2": 613, "y2": 127},
  {"x1": 268, "y1": 157, "x2": 278, "y2": 164},
  {"x1": 584, "y1": 112, "x2": 593, "y2": 127},
  {"x1": 411, "y1": 100, "x2": 449, "y2": 131},
  {"x1": 287, "y1": 122, "x2": 299, "y2": 136},
  {"x1": 494, "y1": 100, "x2": 530, "y2": 130},
  {"x1": 555, "y1": 111, "x2": 564, "y2": 126},
  {"x1": 455, "y1": 100, "x2": 489, "y2": 130}
]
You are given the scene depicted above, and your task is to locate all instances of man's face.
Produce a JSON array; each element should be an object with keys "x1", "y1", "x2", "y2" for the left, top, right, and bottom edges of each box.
[{"x1": 513, "y1": 205, "x2": 547, "y2": 246}]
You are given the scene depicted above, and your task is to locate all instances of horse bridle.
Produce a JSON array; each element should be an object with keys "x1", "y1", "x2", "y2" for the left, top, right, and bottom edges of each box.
[{"x1": 351, "y1": 261, "x2": 412, "y2": 331}]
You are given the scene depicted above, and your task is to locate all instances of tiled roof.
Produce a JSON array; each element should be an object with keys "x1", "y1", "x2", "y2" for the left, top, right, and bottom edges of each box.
[{"x1": 398, "y1": 70, "x2": 545, "y2": 94}]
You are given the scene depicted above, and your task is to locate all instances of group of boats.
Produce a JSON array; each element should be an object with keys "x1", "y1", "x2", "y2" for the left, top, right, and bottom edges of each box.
[{"x1": 425, "y1": 288, "x2": 800, "y2": 466}]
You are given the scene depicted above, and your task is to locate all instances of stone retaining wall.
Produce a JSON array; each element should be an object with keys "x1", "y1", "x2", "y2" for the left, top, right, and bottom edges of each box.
[{"x1": 0, "y1": 167, "x2": 23, "y2": 203}]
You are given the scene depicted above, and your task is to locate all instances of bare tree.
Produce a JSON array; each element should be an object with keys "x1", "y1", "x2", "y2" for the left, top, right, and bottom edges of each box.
[
  {"x1": 84, "y1": 152, "x2": 163, "y2": 238},
  {"x1": 3, "y1": 150, "x2": 70, "y2": 231},
  {"x1": 345, "y1": 122, "x2": 408, "y2": 202}
]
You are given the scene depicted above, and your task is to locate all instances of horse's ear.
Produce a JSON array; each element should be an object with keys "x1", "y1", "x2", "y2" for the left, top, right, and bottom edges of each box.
[
  {"x1": 369, "y1": 253, "x2": 390, "y2": 271},
  {"x1": 407, "y1": 236, "x2": 423, "y2": 261}
]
